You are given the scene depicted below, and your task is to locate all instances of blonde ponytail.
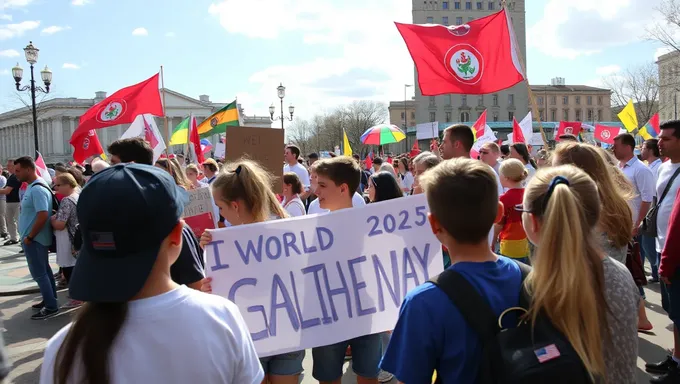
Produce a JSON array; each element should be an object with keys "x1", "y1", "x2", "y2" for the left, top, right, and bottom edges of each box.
[{"x1": 524, "y1": 165, "x2": 608, "y2": 381}]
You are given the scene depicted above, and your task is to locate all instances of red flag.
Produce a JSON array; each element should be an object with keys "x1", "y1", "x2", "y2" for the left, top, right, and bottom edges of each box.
[
  {"x1": 189, "y1": 115, "x2": 205, "y2": 164},
  {"x1": 594, "y1": 124, "x2": 618, "y2": 145},
  {"x1": 556, "y1": 121, "x2": 583, "y2": 140},
  {"x1": 409, "y1": 142, "x2": 421, "y2": 158},
  {"x1": 512, "y1": 117, "x2": 526, "y2": 143},
  {"x1": 72, "y1": 73, "x2": 163, "y2": 139},
  {"x1": 364, "y1": 151, "x2": 373, "y2": 170},
  {"x1": 71, "y1": 130, "x2": 105, "y2": 164},
  {"x1": 395, "y1": 9, "x2": 525, "y2": 96},
  {"x1": 472, "y1": 110, "x2": 487, "y2": 140}
]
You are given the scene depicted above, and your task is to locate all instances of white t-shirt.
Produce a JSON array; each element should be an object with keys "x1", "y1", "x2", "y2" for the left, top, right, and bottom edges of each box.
[
  {"x1": 401, "y1": 172, "x2": 415, "y2": 192},
  {"x1": 39, "y1": 286, "x2": 263, "y2": 384},
  {"x1": 283, "y1": 196, "x2": 306, "y2": 217},
  {"x1": 307, "y1": 192, "x2": 366, "y2": 215},
  {"x1": 620, "y1": 157, "x2": 655, "y2": 225},
  {"x1": 656, "y1": 161, "x2": 680, "y2": 252},
  {"x1": 283, "y1": 163, "x2": 311, "y2": 190}
]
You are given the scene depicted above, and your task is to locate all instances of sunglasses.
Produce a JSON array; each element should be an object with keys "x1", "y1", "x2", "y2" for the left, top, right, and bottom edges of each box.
[{"x1": 514, "y1": 204, "x2": 531, "y2": 213}]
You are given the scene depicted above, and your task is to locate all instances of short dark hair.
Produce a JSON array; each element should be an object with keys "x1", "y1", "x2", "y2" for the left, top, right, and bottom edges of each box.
[
  {"x1": 558, "y1": 133, "x2": 579, "y2": 142},
  {"x1": 308, "y1": 152, "x2": 319, "y2": 160},
  {"x1": 420, "y1": 158, "x2": 499, "y2": 244},
  {"x1": 202, "y1": 160, "x2": 218, "y2": 173},
  {"x1": 108, "y1": 137, "x2": 153, "y2": 165},
  {"x1": 283, "y1": 172, "x2": 303, "y2": 195},
  {"x1": 500, "y1": 144, "x2": 510, "y2": 156},
  {"x1": 644, "y1": 139, "x2": 660, "y2": 158},
  {"x1": 14, "y1": 156, "x2": 35, "y2": 170},
  {"x1": 614, "y1": 133, "x2": 636, "y2": 149},
  {"x1": 286, "y1": 145, "x2": 301, "y2": 159},
  {"x1": 660, "y1": 119, "x2": 680, "y2": 138},
  {"x1": 352, "y1": 154, "x2": 360, "y2": 161},
  {"x1": 54, "y1": 164, "x2": 69, "y2": 173},
  {"x1": 373, "y1": 157, "x2": 384, "y2": 165},
  {"x1": 443, "y1": 124, "x2": 474, "y2": 152},
  {"x1": 314, "y1": 157, "x2": 361, "y2": 198}
]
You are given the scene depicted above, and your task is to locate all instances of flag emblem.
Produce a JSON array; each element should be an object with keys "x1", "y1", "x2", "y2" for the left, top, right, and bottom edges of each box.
[
  {"x1": 211, "y1": 117, "x2": 218, "y2": 127},
  {"x1": 564, "y1": 127, "x2": 573, "y2": 134},
  {"x1": 446, "y1": 45, "x2": 483, "y2": 84},
  {"x1": 447, "y1": 24, "x2": 470, "y2": 36},
  {"x1": 97, "y1": 100, "x2": 126, "y2": 122},
  {"x1": 534, "y1": 344, "x2": 561, "y2": 363},
  {"x1": 601, "y1": 129, "x2": 611, "y2": 139},
  {"x1": 83, "y1": 138, "x2": 90, "y2": 149}
]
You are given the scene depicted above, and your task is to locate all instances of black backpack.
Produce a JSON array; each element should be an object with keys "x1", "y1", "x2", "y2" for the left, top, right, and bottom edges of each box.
[
  {"x1": 429, "y1": 262, "x2": 593, "y2": 384},
  {"x1": 33, "y1": 183, "x2": 60, "y2": 253}
]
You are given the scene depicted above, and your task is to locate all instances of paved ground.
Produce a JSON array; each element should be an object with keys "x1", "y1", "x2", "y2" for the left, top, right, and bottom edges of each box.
[{"x1": 0, "y1": 245, "x2": 674, "y2": 383}]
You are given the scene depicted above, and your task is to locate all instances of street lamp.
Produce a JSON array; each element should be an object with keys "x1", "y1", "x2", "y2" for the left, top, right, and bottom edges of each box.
[
  {"x1": 269, "y1": 83, "x2": 294, "y2": 129},
  {"x1": 12, "y1": 41, "x2": 52, "y2": 154}
]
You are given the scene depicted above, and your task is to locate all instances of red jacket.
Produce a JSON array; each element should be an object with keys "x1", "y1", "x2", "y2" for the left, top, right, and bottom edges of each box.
[{"x1": 660, "y1": 188, "x2": 680, "y2": 278}]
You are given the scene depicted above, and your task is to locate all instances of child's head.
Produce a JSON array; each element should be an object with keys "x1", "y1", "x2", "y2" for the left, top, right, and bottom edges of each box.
[
  {"x1": 212, "y1": 159, "x2": 288, "y2": 224},
  {"x1": 499, "y1": 158, "x2": 528, "y2": 188},
  {"x1": 420, "y1": 158, "x2": 501, "y2": 247},
  {"x1": 282, "y1": 172, "x2": 303, "y2": 197},
  {"x1": 313, "y1": 156, "x2": 360, "y2": 211}
]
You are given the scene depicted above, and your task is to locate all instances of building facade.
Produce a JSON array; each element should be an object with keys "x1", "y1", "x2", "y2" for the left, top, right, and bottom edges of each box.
[
  {"x1": 658, "y1": 50, "x2": 680, "y2": 122},
  {"x1": 388, "y1": 99, "x2": 417, "y2": 129},
  {"x1": 412, "y1": 0, "x2": 529, "y2": 125},
  {"x1": 530, "y1": 78, "x2": 612, "y2": 123},
  {"x1": 0, "y1": 89, "x2": 271, "y2": 164}
]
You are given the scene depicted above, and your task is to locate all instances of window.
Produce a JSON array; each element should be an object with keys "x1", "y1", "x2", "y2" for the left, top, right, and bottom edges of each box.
[
  {"x1": 508, "y1": 111, "x2": 514, "y2": 120},
  {"x1": 426, "y1": 16, "x2": 434, "y2": 23},
  {"x1": 430, "y1": 112, "x2": 436, "y2": 122},
  {"x1": 492, "y1": 94, "x2": 499, "y2": 106},
  {"x1": 442, "y1": 1, "x2": 449, "y2": 9},
  {"x1": 478, "y1": 96, "x2": 484, "y2": 106},
  {"x1": 442, "y1": 16, "x2": 449, "y2": 25},
  {"x1": 563, "y1": 109, "x2": 569, "y2": 120},
  {"x1": 461, "y1": 112, "x2": 470, "y2": 121},
  {"x1": 445, "y1": 111, "x2": 452, "y2": 122},
  {"x1": 563, "y1": 96, "x2": 568, "y2": 105},
  {"x1": 537, "y1": 96, "x2": 544, "y2": 105},
  {"x1": 400, "y1": 112, "x2": 405, "y2": 119},
  {"x1": 597, "y1": 109, "x2": 602, "y2": 121},
  {"x1": 587, "y1": 96, "x2": 592, "y2": 105},
  {"x1": 476, "y1": 2, "x2": 482, "y2": 9},
  {"x1": 598, "y1": 96, "x2": 603, "y2": 106},
  {"x1": 550, "y1": 96, "x2": 556, "y2": 105},
  {"x1": 447, "y1": 95, "x2": 453, "y2": 105},
  {"x1": 465, "y1": 1, "x2": 472, "y2": 10},
  {"x1": 493, "y1": 112, "x2": 499, "y2": 122},
  {"x1": 575, "y1": 109, "x2": 582, "y2": 121},
  {"x1": 539, "y1": 110, "x2": 545, "y2": 121},
  {"x1": 461, "y1": 95, "x2": 468, "y2": 106},
  {"x1": 429, "y1": 96, "x2": 436, "y2": 107},
  {"x1": 411, "y1": 111, "x2": 416, "y2": 119},
  {"x1": 575, "y1": 96, "x2": 581, "y2": 105},
  {"x1": 488, "y1": 1, "x2": 494, "y2": 10},
  {"x1": 454, "y1": 1, "x2": 461, "y2": 9},
  {"x1": 456, "y1": 16, "x2": 463, "y2": 24},
  {"x1": 587, "y1": 109, "x2": 593, "y2": 121},
  {"x1": 551, "y1": 109, "x2": 557, "y2": 121},
  {"x1": 508, "y1": 94, "x2": 514, "y2": 106}
]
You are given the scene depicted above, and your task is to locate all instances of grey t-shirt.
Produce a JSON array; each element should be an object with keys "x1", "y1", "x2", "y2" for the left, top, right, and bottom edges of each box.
[{"x1": 602, "y1": 257, "x2": 639, "y2": 384}]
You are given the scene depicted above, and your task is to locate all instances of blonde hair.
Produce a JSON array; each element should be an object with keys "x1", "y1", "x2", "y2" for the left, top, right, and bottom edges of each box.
[
  {"x1": 155, "y1": 158, "x2": 191, "y2": 189},
  {"x1": 185, "y1": 164, "x2": 200, "y2": 176},
  {"x1": 554, "y1": 142, "x2": 633, "y2": 248},
  {"x1": 212, "y1": 159, "x2": 288, "y2": 222},
  {"x1": 56, "y1": 173, "x2": 78, "y2": 189},
  {"x1": 499, "y1": 158, "x2": 528, "y2": 183},
  {"x1": 524, "y1": 165, "x2": 608, "y2": 381}
]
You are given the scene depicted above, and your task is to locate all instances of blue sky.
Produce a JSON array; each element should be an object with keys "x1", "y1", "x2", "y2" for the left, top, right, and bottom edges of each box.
[{"x1": 0, "y1": 0, "x2": 669, "y2": 124}]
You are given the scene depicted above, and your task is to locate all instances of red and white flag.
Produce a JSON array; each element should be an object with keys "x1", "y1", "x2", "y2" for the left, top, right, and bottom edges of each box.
[
  {"x1": 121, "y1": 114, "x2": 166, "y2": 163},
  {"x1": 594, "y1": 124, "x2": 618, "y2": 145},
  {"x1": 35, "y1": 151, "x2": 52, "y2": 185},
  {"x1": 556, "y1": 121, "x2": 583, "y2": 140},
  {"x1": 71, "y1": 129, "x2": 105, "y2": 164},
  {"x1": 188, "y1": 114, "x2": 205, "y2": 164},
  {"x1": 472, "y1": 110, "x2": 488, "y2": 140},
  {"x1": 511, "y1": 117, "x2": 526, "y2": 144},
  {"x1": 395, "y1": 8, "x2": 525, "y2": 95}
]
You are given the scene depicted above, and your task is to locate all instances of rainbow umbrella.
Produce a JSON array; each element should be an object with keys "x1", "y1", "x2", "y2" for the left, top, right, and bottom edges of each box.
[{"x1": 360, "y1": 124, "x2": 406, "y2": 145}]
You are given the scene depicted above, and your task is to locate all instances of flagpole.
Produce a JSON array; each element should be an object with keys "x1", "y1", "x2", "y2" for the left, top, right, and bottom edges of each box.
[{"x1": 160, "y1": 66, "x2": 171, "y2": 159}]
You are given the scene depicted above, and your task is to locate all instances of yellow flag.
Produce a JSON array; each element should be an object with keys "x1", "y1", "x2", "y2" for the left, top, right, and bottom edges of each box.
[
  {"x1": 639, "y1": 127, "x2": 652, "y2": 141},
  {"x1": 343, "y1": 129, "x2": 352, "y2": 156},
  {"x1": 617, "y1": 100, "x2": 638, "y2": 132}
]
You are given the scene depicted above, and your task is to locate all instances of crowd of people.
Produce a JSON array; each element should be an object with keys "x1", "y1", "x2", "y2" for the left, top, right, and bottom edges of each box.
[{"x1": 0, "y1": 119, "x2": 678, "y2": 383}]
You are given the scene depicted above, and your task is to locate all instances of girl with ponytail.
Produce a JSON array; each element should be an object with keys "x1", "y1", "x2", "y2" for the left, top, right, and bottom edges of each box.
[{"x1": 522, "y1": 165, "x2": 639, "y2": 384}]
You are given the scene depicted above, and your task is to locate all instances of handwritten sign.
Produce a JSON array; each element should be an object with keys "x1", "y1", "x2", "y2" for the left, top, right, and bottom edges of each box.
[
  {"x1": 226, "y1": 126, "x2": 284, "y2": 194},
  {"x1": 183, "y1": 187, "x2": 215, "y2": 237},
  {"x1": 205, "y1": 194, "x2": 443, "y2": 357}
]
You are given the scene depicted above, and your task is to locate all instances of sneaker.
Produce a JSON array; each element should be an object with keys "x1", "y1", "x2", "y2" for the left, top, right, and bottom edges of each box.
[
  {"x1": 646, "y1": 355, "x2": 678, "y2": 374},
  {"x1": 650, "y1": 365, "x2": 680, "y2": 383},
  {"x1": 30, "y1": 307, "x2": 58, "y2": 320},
  {"x1": 60, "y1": 300, "x2": 83, "y2": 310},
  {"x1": 56, "y1": 280, "x2": 68, "y2": 290},
  {"x1": 0, "y1": 233, "x2": 8, "y2": 239},
  {"x1": 31, "y1": 301, "x2": 45, "y2": 310},
  {"x1": 3, "y1": 240, "x2": 18, "y2": 246},
  {"x1": 378, "y1": 370, "x2": 394, "y2": 383}
]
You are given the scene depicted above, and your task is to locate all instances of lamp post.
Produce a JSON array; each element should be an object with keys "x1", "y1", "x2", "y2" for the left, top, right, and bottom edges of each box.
[
  {"x1": 12, "y1": 41, "x2": 52, "y2": 154},
  {"x1": 269, "y1": 83, "x2": 294, "y2": 129}
]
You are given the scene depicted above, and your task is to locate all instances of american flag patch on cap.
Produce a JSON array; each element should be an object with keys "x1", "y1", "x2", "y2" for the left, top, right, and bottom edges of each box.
[
  {"x1": 91, "y1": 232, "x2": 116, "y2": 250},
  {"x1": 534, "y1": 344, "x2": 561, "y2": 363}
]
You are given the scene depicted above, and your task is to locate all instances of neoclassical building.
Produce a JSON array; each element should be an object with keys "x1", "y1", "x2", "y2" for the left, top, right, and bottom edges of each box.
[{"x1": 0, "y1": 89, "x2": 271, "y2": 164}]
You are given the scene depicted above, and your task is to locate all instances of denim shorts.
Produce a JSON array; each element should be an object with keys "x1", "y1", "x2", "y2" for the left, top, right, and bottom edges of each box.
[
  {"x1": 259, "y1": 350, "x2": 305, "y2": 376},
  {"x1": 312, "y1": 333, "x2": 382, "y2": 381},
  {"x1": 661, "y1": 269, "x2": 680, "y2": 328}
]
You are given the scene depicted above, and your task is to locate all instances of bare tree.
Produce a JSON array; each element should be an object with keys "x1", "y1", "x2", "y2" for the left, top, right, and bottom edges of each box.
[
  {"x1": 602, "y1": 63, "x2": 659, "y2": 126},
  {"x1": 648, "y1": 0, "x2": 680, "y2": 53},
  {"x1": 286, "y1": 119, "x2": 313, "y2": 156}
]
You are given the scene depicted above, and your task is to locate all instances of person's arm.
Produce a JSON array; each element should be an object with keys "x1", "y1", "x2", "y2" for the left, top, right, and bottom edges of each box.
[
  {"x1": 51, "y1": 199, "x2": 72, "y2": 231},
  {"x1": 171, "y1": 224, "x2": 206, "y2": 290},
  {"x1": 660, "y1": 188, "x2": 680, "y2": 282},
  {"x1": 299, "y1": 170, "x2": 312, "y2": 200},
  {"x1": 0, "y1": 187, "x2": 13, "y2": 196},
  {"x1": 634, "y1": 167, "x2": 655, "y2": 235}
]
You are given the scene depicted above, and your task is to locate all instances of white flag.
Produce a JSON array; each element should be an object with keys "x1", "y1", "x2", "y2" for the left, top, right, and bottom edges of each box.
[
  {"x1": 518, "y1": 112, "x2": 533, "y2": 143},
  {"x1": 121, "y1": 114, "x2": 166, "y2": 163}
]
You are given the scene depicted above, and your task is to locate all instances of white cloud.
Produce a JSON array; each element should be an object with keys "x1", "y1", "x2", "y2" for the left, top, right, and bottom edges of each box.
[
  {"x1": 132, "y1": 27, "x2": 148, "y2": 36},
  {"x1": 1, "y1": 0, "x2": 33, "y2": 9},
  {"x1": 209, "y1": 0, "x2": 413, "y2": 120},
  {"x1": 0, "y1": 49, "x2": 19, "y2": 57},
  {"x1": 165, "y1": 31, "x2": 175, "y2": 37},
  {"x1": 0, "y1": 20, "x2": 39, "y2": 40},
  {"x1": 0, "y1": 69, "x2": 9, "y2": 76},
  {"x1": 62, "y1": 63, "x2": 80, "y2": 69},
  {"x1": 0, "y1": 14, "x2": 11, "y2": 21},
  {"x1": 41, "y1": 25, "x2": 71, "y2": 35},
  {"x1": 528, "y1": 0, "x2": 662, "y2": 59},
  {"x1": 595, "y1": 65, "x2": 621, "y2": 76},
  {"x1": 71, "y1": 0, "x2": 91, "y2": 5}
]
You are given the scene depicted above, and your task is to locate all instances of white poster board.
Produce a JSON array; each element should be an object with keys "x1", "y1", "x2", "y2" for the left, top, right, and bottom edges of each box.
[
  {"x1": 205, "y1": 194, "x2": 443, "y2": 357},
  {"x1": 416, "y1": 122, "x2": 439, "y2": 140}
]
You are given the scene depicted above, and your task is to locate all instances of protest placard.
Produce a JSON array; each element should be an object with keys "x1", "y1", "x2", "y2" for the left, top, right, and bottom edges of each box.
[
  {"x1": 226, "y1": 126, "x2": 284, "y2": 194},
  {"x1": 183, "y1": 187, "x2": 215, "y2": 237},
  {"x1": 205, "y1": 194, "x2": 443, "y2": 357}
]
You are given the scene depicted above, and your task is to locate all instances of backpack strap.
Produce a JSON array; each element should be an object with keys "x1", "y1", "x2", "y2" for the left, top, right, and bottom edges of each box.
[{"x1": 515, "y1": 260, "x2": 533, "y2": 309}]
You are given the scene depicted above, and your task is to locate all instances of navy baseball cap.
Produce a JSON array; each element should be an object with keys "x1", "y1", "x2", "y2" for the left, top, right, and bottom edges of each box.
[{"x1": 69, "y1": 163, "x2": 189, "y2": 302}]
